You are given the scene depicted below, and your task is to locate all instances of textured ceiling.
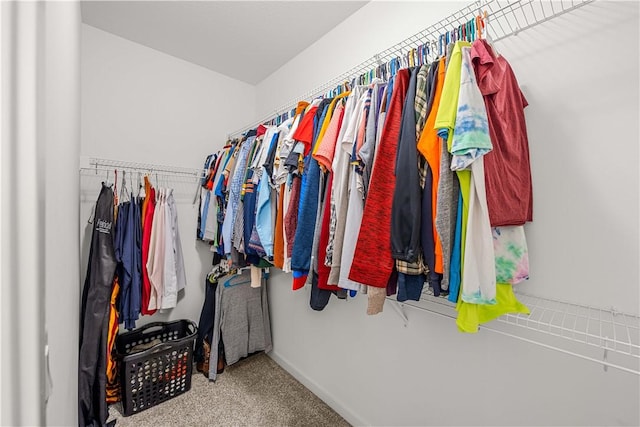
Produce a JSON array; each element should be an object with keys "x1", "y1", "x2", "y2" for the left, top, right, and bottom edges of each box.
[{"x1": 81, "y1": 1, "x2": 368, "y2": 85}]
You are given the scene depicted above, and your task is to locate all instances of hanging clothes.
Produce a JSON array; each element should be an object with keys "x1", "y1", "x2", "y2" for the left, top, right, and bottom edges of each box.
[
  {"x1": 471, "y1": 39, "x2": 533, "y2": 226},
  {"x1": 222, "y1": 134, "x2": 256, "y2": 255},
  {"x1": 162, "y1": 189, "x2": 186, "y2": 309},
  {"x1": 141, "y1": 185, "x2": 156, "y2": 315},
  {"x1": 339, "y1": 83, "x2": 381, "y2": 292},
  {"x1": 78, "y1": 184, "x2": 117, "y2": 427},
  {"x1": 435, "y1": 41, "x2": 472, "y2": 303},
  {"x1": 450, "y1": 46, "x2": 495, "y2": 305},
  {"x1": 392, "y1": 66, "x2": 426, "y2": 301},
  {"x1": 147, "y1": 188, "x2": 166, "y2": 311},
  {"x1": 194, "y1": 267, "x2": 224, "y2": 371},
  {"x1": 198, "y1": 153, "x2": 217, "y2": 240},
  {"x1": 202, "y1": 152, "x2": 223, "y2": 242},
  {"x1": 205, "y1": 30, "x2": 534, "y2": 327},
  {"x1": 349, "y1": 68, "x2": 410, "y2": 289},
  {"x1": 208, "y1": 271, "x2": 273, "y2": 381},
  {"x1": 291, "y1": 98, "x2": 333, "y2": 290},
  {"x1": 391, "y1": 66, "x2": 422, "y2": 264},
  {"x1": 105, "y1": 277, "x2": 121, "y2": 404},
  {"x1": 326, "y1": 86, "x2": 366, "y2": 286},
  {"x1": 115, "y1": 196, "x2": 142, "y2": 330}
]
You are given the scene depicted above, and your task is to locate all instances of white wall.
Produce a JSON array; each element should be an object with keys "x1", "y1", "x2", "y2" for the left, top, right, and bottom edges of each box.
[
  {"x1": 80, "y1": 24, "x2": 255, "y2": 336},
  {"x1": 256, "y1": 1, "x2": 465, "y2": 118},
  {"x1": 81, "y1": 24, "x2": 255, "y2": 167},
  {"x1": 255, "y1": 1, "x2": 640, "y2": 426}
]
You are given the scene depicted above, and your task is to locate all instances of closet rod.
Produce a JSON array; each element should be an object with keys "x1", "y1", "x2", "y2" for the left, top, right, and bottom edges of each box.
[
  {"x1": 80, "y1": 167, "x2": 201, "y2": 182},
  {"x1": 82, "y1": 157, "x2": 205, "y2": 178},
  {"x1": 228, "y1": 0, "x2": 594, "y2": 138}
]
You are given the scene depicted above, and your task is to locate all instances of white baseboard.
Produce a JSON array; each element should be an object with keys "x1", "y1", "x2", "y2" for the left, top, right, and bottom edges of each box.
[{"x1": 267, "y1": 351, "x2": 369, "y2": 427}]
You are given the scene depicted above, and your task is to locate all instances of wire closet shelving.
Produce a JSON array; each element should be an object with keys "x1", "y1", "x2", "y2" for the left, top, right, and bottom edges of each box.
[
  {"x1": 79, "y1": 1, "x2": 638, "y2": 375},
  {"x1": 229, "y1": 0, "x2": 595, "y2": 137},
  {"x1": 79, "y1": 157, "x2": 206, "y2": 203},
  {"x1": 389, "y1": 289, "x2": 640, "y2": 376},
  {"x1": 228, "y1": 0, "x2": 639, "y2": 375}
]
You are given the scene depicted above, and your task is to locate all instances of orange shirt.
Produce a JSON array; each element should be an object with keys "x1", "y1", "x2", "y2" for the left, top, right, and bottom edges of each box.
[
  {"x1": 273, "y1": 183, "x2": 285, "y2": 269},
  {"x1": 417, "y1": 57, "x2": 446, "y2": 274}
]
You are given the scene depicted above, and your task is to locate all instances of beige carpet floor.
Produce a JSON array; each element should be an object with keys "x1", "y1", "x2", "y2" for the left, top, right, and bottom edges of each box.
[{"x1": 108, "y1": 352, "x2": 350, "y2": 427}]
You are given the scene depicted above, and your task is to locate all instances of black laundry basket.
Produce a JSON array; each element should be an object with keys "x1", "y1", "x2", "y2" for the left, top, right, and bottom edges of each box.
[{"x1": 116, "y1": 319, "x2": 198, "y2": 416}]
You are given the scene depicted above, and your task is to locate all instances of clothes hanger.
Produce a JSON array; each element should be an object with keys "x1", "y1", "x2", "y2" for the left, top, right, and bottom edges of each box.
[
  {"x1": 119, "y1": 169, "x2": 129, "y2": 203},
  {"x1": 207, "y1": 263, "x2": 225, "y2": 283},
  {"x1": 223, "y1": 277, "x2": 251, "y2": 288},
  {"x1": 478, "y1": 10, "x2": 499, "y2": 56},
  {"x1": 113, "y1": 170, "x2": 119, "y2": 206},
  {"x1": 137, "y1": 172, "x2": 145, "y2": 198},
  {"x1": 222, "y1": 269, "x2": 251, "y2": 288},
  {"x1": 129, "y1": 171, "x2": 134, "y2": 199},
  {"x1": 470, "y1": 19, "x2": 476, "y2": 41}
]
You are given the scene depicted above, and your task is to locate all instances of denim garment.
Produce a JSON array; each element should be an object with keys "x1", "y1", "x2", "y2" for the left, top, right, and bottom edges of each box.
[
  {"x1": 397, "y1": 272, "x2": 425, "y2": 302},
  {"x1": 221, "y1": 135, "x2": 255, "y2": 254}
]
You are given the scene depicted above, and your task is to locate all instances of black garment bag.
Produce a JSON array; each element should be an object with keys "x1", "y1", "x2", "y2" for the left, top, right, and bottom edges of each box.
[{"x1": 78, "y1": 184, "x2": 117, "y2": 427}]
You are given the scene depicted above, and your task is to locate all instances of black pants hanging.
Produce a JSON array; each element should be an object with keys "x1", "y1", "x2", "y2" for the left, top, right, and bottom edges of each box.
[
  {"x1": 194, "y1": 275, "x2": 218, "y2": 364},
  {"x1": 79, "y1": 184, "x2": 117, "y2": 427}
]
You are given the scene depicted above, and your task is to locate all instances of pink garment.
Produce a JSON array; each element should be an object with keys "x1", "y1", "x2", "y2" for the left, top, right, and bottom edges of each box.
[
  {"x1": 355, "y1": 105, "x2": 367, "y2": 157},
  {"x1": 313, "y1": 103, "x2": 345, "y2": 172},
  {"x1": 140, "y1": 187, "x2": 156, "y2": 315},
  {"x1": 147, "y1": 189, "x2": 165, "y2": 310}
]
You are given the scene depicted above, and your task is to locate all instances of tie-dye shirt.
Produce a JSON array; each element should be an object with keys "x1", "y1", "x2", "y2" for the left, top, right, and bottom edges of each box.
[
  {"x1": 449, "y1": 46, "x2": 497, "y2": 306},
  {"x1": 450, "y1": 46, "x2": 493, "y2": 171},
  {"x1": 493, "y1": 225, "x2": 529, "y2": 284}
]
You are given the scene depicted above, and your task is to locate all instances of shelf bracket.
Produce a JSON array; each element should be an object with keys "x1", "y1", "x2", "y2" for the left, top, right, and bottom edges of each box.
[
  {"x1": 603, "y1": 337, "x2": 609, "y2": 373},
  {"x1": 390, "y1": 301, "x2": 408, "y2": 327}
]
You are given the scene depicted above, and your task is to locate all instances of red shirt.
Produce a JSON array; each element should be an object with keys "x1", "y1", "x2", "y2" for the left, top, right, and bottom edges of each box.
[
  {"x1": 349, "y1": 69, "x2": 410, "y2": 288},
  {"x1": 471, "y1": 39, "x2": 533, "y2": 226},
  {"x1": 141, "y1": 188, "x2": 156, "y2": 315},
  {"x1": 292, "y1": 106, "x2": 318, "y2": 155},
  {"x1": 317, "y1": 174, "x2": 341, "y2": 291}
]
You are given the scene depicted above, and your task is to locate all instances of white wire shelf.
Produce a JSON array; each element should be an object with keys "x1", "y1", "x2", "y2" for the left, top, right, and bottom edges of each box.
[
  {"x1": 498, "y1": 293, "x2": 640, "y2": 361},
  {"x1": 230, "y1": 0, "x2": 595, "y2": 137},
  {"x1": 79, "y1": 157, "x2": 205, "y2": 204},
  {"x1": 387, "y1": 288, "x2": 640, "y2": 375},
  {"x1": 81, "y1": 157, "x2": 204, "y2": 178}
]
